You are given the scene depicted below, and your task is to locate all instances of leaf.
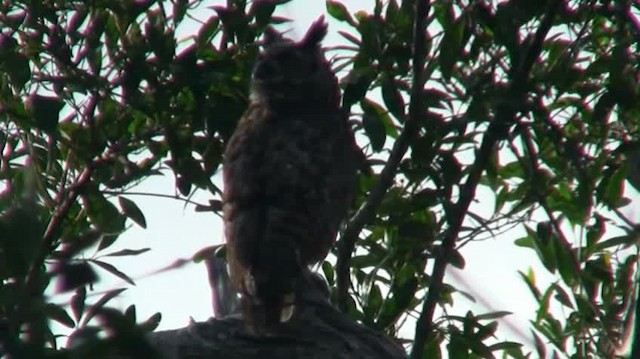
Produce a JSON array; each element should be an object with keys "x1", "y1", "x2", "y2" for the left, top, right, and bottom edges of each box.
[
  {"x1": 118, "y1": 196, "x2": 147, "y2": 229},
  {"x1": 342, "y1": 69, "x2": 373, "y2": 108},
  {"x1": 518, "y1": 269, "x2": 541, "y2": 301},
  {"x1": 173, "y1": 0, "x2": 188, "y2": 26},
  {"x1": 84, "y1": 189, "x2": 126, "y2": 234},
  {"x1": 381, "y1": 78, "x2": 406, "y2": 120},
  {"x1": 449, "y1": 248, "x2": 465, "y2": 269},
  {"x1": 475, "y1": 311, "x2": 513, "y2": 320},
  {"x1": 81, "y1": 288, "x2": 127, "y2": 327},
  {"x1": 322, "y1": 260, "x2": 335, "y2": 286},
  {"x1": 26, "y1": 95, "x2": 64, "y2": 135},
  {"x1": 46, "y1": 303, "x2": 76, "y2": 328},
  {"x1": 552, "y1": 235, "x2": 577, "y2": 286},
  {"x1": 339, "y1": 30, "x2": 360, "y2": 45},
  {"x1": 103, "y1": 248, "x2": 151, "y2": 257},
  {"x1": 55, "y1": 262, "x2": 98, "y2": 292},
  {"x1": 195, "y1": 199, "x2": 223, "y2": 212},
  {"x1": 364, "y1": 283, "x2": 383, "y2": 324},
  {"x1": 439, "y1": 17, "x2": 466, "y2": 80},
  {"x1": 552, "y1": 284, "x2": 574, "y2": 309},
  {"x1": 91, "y1": 259, "x2": 136, "y2": 286},
  {"x1": 197, "y1": 16, "x2": 220, "y2": 47},
  {"x1": 326, "y1": 1, "x2": 354, "y2": 25},
  {"x1": 140, "y1": 312, "x2": 162, "y2": 332},
  {"x1": 595, "y1": 234, "x2": 636, "y2": 251},
  {"x1": 3, "y1": 50, "x2": 30, "y2": 90},
  {"x1": 250, "y1": 1, "x2": 276, "y2": 26},
  {"x1": 532, "y1": 331, "x2": 547, "y2": 359},
  {"x1": 71, "y1": 287, "x2": 87, "y2": 323},
  {"x1": 603, "y1": 165, "x2": 627, "y2": 208},
  {"x1": 362, "y1": 104, "x2": 387, "y2": 152},
  {"x1": 476, "y1": 321, "x2": 498, "y2": 340},
  {"x1": 124, "y1": 304, "x2": 137, "y2": 322}
]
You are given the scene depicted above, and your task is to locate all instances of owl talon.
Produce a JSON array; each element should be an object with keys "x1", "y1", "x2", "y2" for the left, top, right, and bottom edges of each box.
[
  {"x1": 280, "y1": 292, "x2": 295, "y2": 322},
  {"x1": 244, "y1": 273, "x2": 256, "y2": 296},
  {"x1": 280, "y1": 304, "x2": 294, "y2": 323}
]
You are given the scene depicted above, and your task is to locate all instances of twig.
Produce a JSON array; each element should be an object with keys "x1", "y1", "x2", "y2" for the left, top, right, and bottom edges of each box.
[
  {"x1": 102, "y1": 190, "x2": 209, "y2": 207},
  {"x1": 335, "y1": 0, "x2": 431, "y2": 312},
  {"x1": 410, "y1": 1, "x2": 563, "y2": 357}
]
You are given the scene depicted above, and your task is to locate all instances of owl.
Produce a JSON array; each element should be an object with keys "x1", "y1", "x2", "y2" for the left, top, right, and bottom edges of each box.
[{"x1": 222, "y1": 17, "x2": 358, "y2": 334}]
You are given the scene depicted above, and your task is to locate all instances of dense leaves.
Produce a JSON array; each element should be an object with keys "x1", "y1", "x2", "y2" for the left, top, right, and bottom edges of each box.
[{"x1": 0, "y1": 0, "x2": 639, "y2": 358}]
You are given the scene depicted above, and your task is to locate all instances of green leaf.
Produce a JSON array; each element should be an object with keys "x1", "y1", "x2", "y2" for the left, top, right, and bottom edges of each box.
[
  {"x1": 342, "y1": 69, "x2": 373, "y2": 108},
  {"x1": 595, "y1": 234, "x2": 636, "y2": 251},
  {"x1": 118, "y1": 196, "x2": 147, "y2": 229},
  {"x1": 91, "y1": 259, "x2": 135, "y2": 286},
  {"x1": 364, "y1": 283, "x2": 383, "y2": 324},
  {"x1": 552, "y1": 236, "x2": 576, "y2": 286},
  {"x1": 449, "y1": 248, "x2": 465, "y2": 269},
  {"x1": 46, "y1": 303, "x2": 75, "y2": 328},
  {"x1": 361, "y1": 100, "x2": 388, "y2": 152},
  {"x1": 604, "y1": 165, "x2": 627, "y2": 207},
  {"x1": 322, "y1": 260, "x2": 335, "y2": 286},
  {"x1": 197, "y1": 17, "x2": 220, "y2": 47},
  {"x1": 381, "y1": 77, "x2": 405, "y2": 120},
  {"x1": 26, "y1": 95, "x2": 64, "y2": 135},
  {"x1": 84, "y1": 189, "x2": 126, "y2": 234},
  {"x1": 173, "y1": 0, "x2": 188, "y2": 26},
  {"x1": 326, "y1": 1, "x2": 354, "y2": 24},
  {"x1": 438, "y1": 17, "x2": 465, "y2": 80},
  {"x1": 0, "y1": 38, "x2": 30, "y2": 90}
]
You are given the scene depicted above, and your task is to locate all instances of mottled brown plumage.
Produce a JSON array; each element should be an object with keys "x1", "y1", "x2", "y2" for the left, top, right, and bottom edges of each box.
[{"x1": 222, "y1": 17, "x2": 358, "y2": 335}]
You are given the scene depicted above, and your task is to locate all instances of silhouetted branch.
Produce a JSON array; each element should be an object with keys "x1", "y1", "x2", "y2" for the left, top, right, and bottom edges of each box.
[
  {"x1": 410, "y1": 1, "x2": 563, "y2": 357},
  {"x1": 336, "y1": 0, "x2": 431, "y2": 313},
  {"x1": 109, "y1": 273, "x2": 407, "y2": 359}
]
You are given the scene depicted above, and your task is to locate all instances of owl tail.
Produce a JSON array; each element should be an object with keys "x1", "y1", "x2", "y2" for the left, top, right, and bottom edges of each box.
[
  {"x1": 241, "y1": 274, "x2": 297, "y2": 334},
  {"x1": 242, "y1": 236, "x2": 301, "y2": 334}
]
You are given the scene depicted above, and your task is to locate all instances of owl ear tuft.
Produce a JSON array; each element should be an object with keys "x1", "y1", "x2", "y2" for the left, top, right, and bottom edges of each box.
[
  {"x1": 300, "y1": 16, "x2": 327, "y2": 48},
  {"x1": 263, "y1": 26, "x2": 284, "y2": 46}
]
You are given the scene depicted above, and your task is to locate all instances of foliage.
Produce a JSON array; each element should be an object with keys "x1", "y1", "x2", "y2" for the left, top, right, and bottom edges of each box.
[{"x1": 0, "y1": 0, "x2": 639, "y2": 358}]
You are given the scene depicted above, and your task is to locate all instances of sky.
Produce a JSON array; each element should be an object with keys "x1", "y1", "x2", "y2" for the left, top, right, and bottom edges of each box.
[{"x1": 47, "y1": 1, "x2": 638, "y2": 356}]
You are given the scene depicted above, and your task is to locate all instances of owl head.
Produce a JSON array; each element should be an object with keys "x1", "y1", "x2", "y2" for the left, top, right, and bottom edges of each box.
[{"x1": 250, "y1": 17, "x2": 339, "y2": 108}]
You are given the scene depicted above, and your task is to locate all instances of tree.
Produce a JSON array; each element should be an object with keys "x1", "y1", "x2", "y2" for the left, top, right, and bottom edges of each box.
[{"x1": 0, "y1": 0, "x2": 638, "y2": 358}]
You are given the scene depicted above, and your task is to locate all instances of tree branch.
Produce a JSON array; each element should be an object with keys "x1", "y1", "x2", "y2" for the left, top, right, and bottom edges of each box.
[
  {"x1": 410, "y1": 1, "x2": 563, "y2": 357},
  {"x1": 336, "y1": 0, "x2": 431, "y2": 312},
  {"x1": 23, "y1": 168, "x2": 92, "y2": 298}
]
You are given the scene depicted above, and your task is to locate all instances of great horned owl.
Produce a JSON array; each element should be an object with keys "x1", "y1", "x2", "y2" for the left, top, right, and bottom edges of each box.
[{"x1": 222, "y1": 17, "x2": 358, "y2": 334}]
